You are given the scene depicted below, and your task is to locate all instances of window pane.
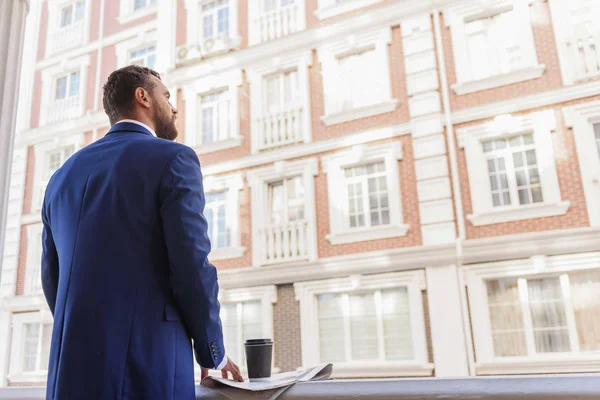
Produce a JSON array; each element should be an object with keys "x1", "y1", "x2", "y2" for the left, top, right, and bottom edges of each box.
[
  {"x1": 55, "y1": 77, "x2": 67, "y2": 100},
  {"x1": 318, "y1": 294, "x2": 346, "y2": 362},
  {"x1": 218, "y1": 8, "x2": 229, "y2": 35},
  {"x1": 349, "y1": 293, "x2": 378, "y2": 360},
  {"x1": 569, "y1": 270, "x2": 600, "y2": 351},
  {"x1": 202, "y1": 106, "x2": 214, "y2": 144},
  {"x1": 382, "y1": 288, "x2": 413, "y2": 360},
  {"x1": 74, "y1": 1, "x2": 85, "y2": 21},
  {"x1": 134, "y1": 0, "x2": 146, "y2": 10},
  {"x1": 23, "y1": 323, "x2": 40, "y2": 372},
  {"x1": 203, "y1": 14, "x2": 214, "y2": 38},
  {"x1": 221, "y1": 303, "x2": 239, "y2": 361},
  {"x1": 269, "y1": 182, "x2": 284, "y2": 224},
  {"x1": 486, "y1": 279, "x2": 527, "y2": 357},
  {"x1": 60, "y1": 5, "x2": 73, "y2": 27},
  {"x1": 242, "y1": 301, "x2": 263, "y2": 342},
  {"x1": 527, "y1": 278, "x2": 571, "y2": 353},
  {"x1": 69, "y1": 72, "x2": 80, "y2": 97}
]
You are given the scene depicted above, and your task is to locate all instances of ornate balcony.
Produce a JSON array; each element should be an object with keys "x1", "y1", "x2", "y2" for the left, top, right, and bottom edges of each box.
[
  {"x1": 565, "y1": 31, "x2": 600, "y2": 82},
  {"x1": 255, "y1": 107, "x2": 305, "y2": 151},
  {"x1": 258, "y1": 220, "x2": 309, "y2": 265},
  {"x1": 49, "y1": 21, "x2": 84, "y2": 54},
  {"x1": 43, "y1": 96, "x2": 82, "y2": 126},
  {"x1": 254, "y1": 3, "x2": 301, "y2": 44}
]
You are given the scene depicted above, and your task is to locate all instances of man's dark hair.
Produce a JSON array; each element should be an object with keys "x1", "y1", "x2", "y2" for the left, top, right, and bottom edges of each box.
[{"x1": 102, "y1": 65, "x2": 161, "y2": 125}]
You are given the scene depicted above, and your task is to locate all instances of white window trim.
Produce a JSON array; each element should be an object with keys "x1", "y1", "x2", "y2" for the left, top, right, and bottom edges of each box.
[
  {"x1": 246, "y1": 51, "x2": 313, "y2": 154},
  {"x1": 318, "y1": 28, "x2": 397, "y2": 125},
  {"x1": 322, "y1": 142, "x2": 408, "y2": 245},
  {"x1": 202, "y1": 172, "x2": 245, "y2": 260},
  {"x1": 294, "y1": 270, "x2": 432, "y2": 378},
  {"x1": 564, "y1": 101, "x2": 600, "y2": 226},
  {"x1": 115, "y1": 30, "x2": 157, "y2": 69},
  {"x1": 25, "y1": 224, "x2": 44, "y2": 296},
  {"x1": 118, "y1": 0, "x2": 158, "y2": 25},
  {"x1": 444, "y1": 0, "x2": 545, "y2": 95},
  {"x1": 46, "y1": 0, "x2": 93, "y2": 57},
  {"x1": 7, "y1": 311, "x2": 53, "y2": 385},
  {"x1": 247, "y1": 158, "x2": 319, "y2": 267},
  {"x1": 314, "y1": 0, "x2": 384, "y2": 20},
  {"x1": 247, "y1": 0, "x2": 307, "y2": 46},
  {"x1": 40, "y1": 54, "x2": 91, "y2": 127},
  {"x1": 547, "y1": 0, "x2": 600, "y2": 86},
  {"x1": 30, "y1": 134, "x2": 84, "y2": 216},
  {"x1": 464, "y1": 251, "x2": 600, "y2": 375},
  {"x1": 183, "y1": 69, "x2": 243, "y2": 153},
  {"x1": 183, "y1": 0, "x2": 242, "y2": 56},
  {"x1": 458, "y1": 110, "x2": 570, "y2": 226}
]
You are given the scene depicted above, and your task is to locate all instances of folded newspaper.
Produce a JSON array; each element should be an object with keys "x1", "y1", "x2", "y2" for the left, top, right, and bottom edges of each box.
[{"x1": 201, "y1": 363, "x2": 333, "y2": 400}]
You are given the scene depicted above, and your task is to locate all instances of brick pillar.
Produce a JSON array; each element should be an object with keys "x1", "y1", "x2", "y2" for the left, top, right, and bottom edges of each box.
[{"x1": 401, "y1": 15, "x2": 456, "y2": 245}]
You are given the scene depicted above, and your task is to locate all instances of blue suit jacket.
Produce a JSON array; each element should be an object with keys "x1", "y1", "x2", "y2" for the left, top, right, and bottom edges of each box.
[{"x1": 41, "y1": 122, "x2": 225, "y2": 400}]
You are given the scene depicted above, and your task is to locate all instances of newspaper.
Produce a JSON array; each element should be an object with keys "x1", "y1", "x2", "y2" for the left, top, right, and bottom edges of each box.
[{"x1": 201, "y1": 363, "x2": 333, "y2": 400}]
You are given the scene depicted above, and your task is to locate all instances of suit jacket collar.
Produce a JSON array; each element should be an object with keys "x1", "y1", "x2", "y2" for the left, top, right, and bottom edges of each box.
[{"x1": 107, "y1": 121, "x2": 156, "y2": 137}]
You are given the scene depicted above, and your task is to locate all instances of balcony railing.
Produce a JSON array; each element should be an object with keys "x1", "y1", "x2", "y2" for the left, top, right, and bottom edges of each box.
[
  {"x1": 43, "y1": 96, "x2": 81, "y2": 126},
  {"x1": 254, "y1": 4, "x2": 300, "y2": 43},
  {"x1": 49, "y1": 21, "x2": 84, "y2": 54},
  {"x1": 258, "y1": 219, "x2": 309, "y2": 265},
  {"x1": 1, "y1": 374, "x2": 599, "y2": 399},
  {"x1": 256, "y1": 107, "x2": 304, "y2": 151},
  {"x1": 565, "y1": 32, "x2": 600, "y2": 82}
]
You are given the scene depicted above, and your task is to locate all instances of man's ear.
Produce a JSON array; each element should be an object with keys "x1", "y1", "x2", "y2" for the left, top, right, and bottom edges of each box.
[{"x1": 134, "y1": 87, "x2": 151, "y2": 109}]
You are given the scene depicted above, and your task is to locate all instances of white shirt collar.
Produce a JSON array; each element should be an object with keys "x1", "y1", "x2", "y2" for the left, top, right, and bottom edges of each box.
[{"x1": 116, "y1": 119, "x2": 157, "y2": 137}]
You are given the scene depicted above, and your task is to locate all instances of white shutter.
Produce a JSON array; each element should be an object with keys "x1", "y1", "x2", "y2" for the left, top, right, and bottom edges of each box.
[
  {"x1": 317, "y1": 294, "x2": 346, "y2": 362},
  {"x1": 349, "y1": 293, "x2": 378, "y2": 360},
  {"x1": 381, "y1": 288, "x2": 413, "y2": 360}
]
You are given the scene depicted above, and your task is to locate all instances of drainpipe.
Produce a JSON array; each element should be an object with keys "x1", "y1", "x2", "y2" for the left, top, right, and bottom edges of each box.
[{"x1": 432, "y1": 9, "x2": 475, "y2": 376}]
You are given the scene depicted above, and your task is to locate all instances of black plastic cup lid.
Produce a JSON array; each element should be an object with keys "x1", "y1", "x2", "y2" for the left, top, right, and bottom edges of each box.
[{"x1": 244, "y1": 338, "x2": 273, "y2": 345}]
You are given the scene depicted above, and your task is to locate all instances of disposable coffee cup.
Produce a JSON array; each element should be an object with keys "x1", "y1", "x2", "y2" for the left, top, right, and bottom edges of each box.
[{"x1": 244, "y1": 338, "x2": 273, "y2": 381}]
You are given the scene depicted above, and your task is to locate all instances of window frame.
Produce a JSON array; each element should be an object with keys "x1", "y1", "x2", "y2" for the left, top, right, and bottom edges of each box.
[
  {"x1": 444, "y1": 0, "x2": 545, "y2": 95},
  {"x1": 115, "y1": 30, "x2": 157, "y2": 70},
  {"x1": 564, "y1": 100, "x2": 600, "y2": 226},
  {"x1": 183, "y1": 0, "x2": 241, "y2": 56},
  {"x1": 294, "y1": 270, "x2": 432, "y2": 378},
  {"x1": 201, "y1": 173, "x2": 245, "y2": 260},
  {"x1": 183, "y1": 69, "x2": 243, "y2": 153},
  {"x1": 322, "y1": 142, "x2": 408, "y2": 245},
  {"x1": 46, "y1": 0, "x2": 92, "y2": 56},
  {"x1": 118, "y1": 0, "x2": 158, "y2": 25},
  {"x1": 458, "y1": 110, "x2": 570, "y2": 226},
  {"x1": 7, "y1": 311, "x2": 53, "y2": 385},
  {"x1": 246, "y1": 50, "x2": 313, "y2": 154},
  {"x1": 465, "y1": 252, "x2": 600, "y2": 374},
  {"x1": 318, "y1": 27, "x2": 397, "y2": 125},
  {"x1": 247, "y1": 158, "x2": 318, "y2": 267}
]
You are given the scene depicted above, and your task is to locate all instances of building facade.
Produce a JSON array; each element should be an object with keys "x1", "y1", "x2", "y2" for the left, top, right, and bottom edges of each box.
[{"x1": 2, "y1": 0, "x2": 600, "y2": 386}]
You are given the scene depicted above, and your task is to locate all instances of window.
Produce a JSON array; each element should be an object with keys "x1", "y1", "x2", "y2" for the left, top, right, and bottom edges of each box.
[
  {"x1": 201, "y1": 173, "x2": 245, "y2": 260},
  {"x1": 466, "y1": 253, "x2": 600, "y2": 374},
  {"x1": 8, "y1": 312, "x2": 53, "y2": 383},
  {"x1": 248, "y1": 158, "x2": 318, "y2": 266},
  {"x1": 35, "y1": 146, "x2": 74, "y2": 212},
  {"x1": 459, "y1": 111, "x2": 569, "y2": 226},
  {"x1": 317, "y1": 288, "x2": 413, "y2": 363},
  {"x1": 199, "y1": 90, "x2": 230, "y2": 145},
  {"x1": 54, "y1": 72, "x2": 80, "y2": 101},
  {"x1": 205, "y1": 191, "x2": 230, "y2": 249},
  {"x1": 221, "y1": 301, "x2": 263, "y2": 363},
  {"x1": 483, "y1": 134, "x2": 543, "y2": 208},
  {"x1": 248, "y1": 0, "x2": 306, "y2": 44},
  {"x1": 129, "y1": 46, "x2": 156, "y2": 70},
  {"x1": 318, "y1": 28, "x2": 397, "y2": 125},
  {"x1": 25, "y1": 224, "x2": 44, "y2": 295},
  {"x1": 202, "y1": 0, "x2": 229, "y2": 39},
  {"x1": 246, "y1": 50, "x2": 312, "y2": 153},
  {"x1": 295, "y1": 271, "x2": 432, "y2": 378},
  {"x1": 60, "y1": 1, "x2": 85, "y2": 28},
  {"x1": 323, "y1": 142, "x2": 408, "y2": 245},
  {"x1": 445, "y1": 1, "x2": 544, "y2": 94},
  {"x1": 134, "y1": 0, "x2": 157, "y2": 10},
  {"x1": 343, "y1": 162, "x2": 389, "y2": 229}
]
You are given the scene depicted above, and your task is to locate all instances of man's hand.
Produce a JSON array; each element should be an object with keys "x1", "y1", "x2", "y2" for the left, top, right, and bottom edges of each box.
[{"x1": 201, "y1": 357, "x2": 244, "y2": 382}]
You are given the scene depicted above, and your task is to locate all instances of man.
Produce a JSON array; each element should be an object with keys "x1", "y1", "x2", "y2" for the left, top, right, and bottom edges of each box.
[{"x1": 41, "y1": 65, "x2": 243, "y2": 400}]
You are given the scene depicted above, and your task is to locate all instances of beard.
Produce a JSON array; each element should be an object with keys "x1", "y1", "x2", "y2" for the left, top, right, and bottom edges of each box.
[{"x1": 152, "y1": 105, "x2": 178, "y2": 141}]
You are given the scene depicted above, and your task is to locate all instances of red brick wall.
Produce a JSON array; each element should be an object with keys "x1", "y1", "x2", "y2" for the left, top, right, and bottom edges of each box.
[
  {"x1": 176, "y1": 0, "x2": 187, "y2": 47},
  {"x1": 30, "y1": 71, "x2": 42, "y2": 129},
  {"x1": 22, "y1": 146, "x2": 35, "y2": 216},
  {"x1": 273, "y1": 284, "x2": 303, "y2": 372},
  {"x1": 36, "y1": 1, "x2": 48, "y2": 62},
  {"x1": 15, "y1": 226, "x2": 28, "y2": 296},
  {"x1": 97, "y1": 44, "x2": 117, "y2": 110},
  {"x1": 103, "y1": 0, "x2": 157, "y2": 37},
  {"x1": 86, "y1": 50, "x2": 99, "y2": 112},
  {"x1": 238, "y1": 0, "x2": 249, "y2": 49},
  {"x1": 455, "y1": 103, "x2": 593, "y2": 240},
  {"x1": 89, "y1": 0, "x2": 101, "y2": 42},
  {"x1": 441, "y1": 2, "x2": 564, "y2": 111}
]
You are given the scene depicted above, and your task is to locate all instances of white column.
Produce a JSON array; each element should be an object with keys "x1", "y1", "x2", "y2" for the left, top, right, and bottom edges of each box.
[
  {"x1": 426, "y1": 265, "x2": 470, "y2": 377},
  {"x1": 155, "y1": 0, "x2": 177, "y2": 74},
  {"x1": 401, "y1": 14, "x2": 456, "y2": 245},
  {"x1": 0, "y1": 0, "x2": 30, "y2": 281}
]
